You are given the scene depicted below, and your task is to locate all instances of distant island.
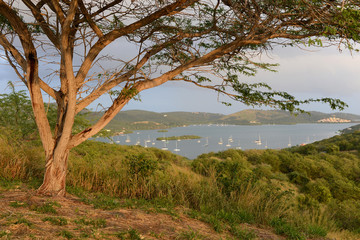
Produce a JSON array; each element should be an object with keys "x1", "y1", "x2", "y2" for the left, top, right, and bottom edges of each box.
[
  {"x1": 156, "y1": 135, "x2": 202, "y2": 141},
  {"x1": 84, "y1": 109, "x2": 360, "y2": 133}
]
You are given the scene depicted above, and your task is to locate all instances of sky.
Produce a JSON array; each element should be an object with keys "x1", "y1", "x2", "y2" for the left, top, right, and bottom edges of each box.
[
  {"x1": 103, "y1": 44, "x2": 360, "y2": 115},
  {"x1": 1, "y1": 44, "x2": 360, "y2": 116}
]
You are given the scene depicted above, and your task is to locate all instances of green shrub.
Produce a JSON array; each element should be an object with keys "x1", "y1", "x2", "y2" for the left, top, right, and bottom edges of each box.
[
  {"x1": 331, "y1": 200, "x2": 360, "y2": 232},
  {"x1": 125, "y1": 153, "x2": 159, "y2": 179},
  {"x1": 288, "y1": 171, "x2": 310, "y2": 186},
  {"x1": 305, "y1": 180, "x2": 332, "y2": 203}
]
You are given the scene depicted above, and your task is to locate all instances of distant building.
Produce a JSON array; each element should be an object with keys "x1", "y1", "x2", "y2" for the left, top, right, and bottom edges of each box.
[{"x1": 317, "y1": 117, "x2": 351, "y2": 123}]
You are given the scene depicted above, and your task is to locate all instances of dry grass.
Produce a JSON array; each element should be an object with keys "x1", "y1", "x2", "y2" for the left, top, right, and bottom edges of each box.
[{"x1": 0, "y1": 186, "x2": 285, "y2": 240}]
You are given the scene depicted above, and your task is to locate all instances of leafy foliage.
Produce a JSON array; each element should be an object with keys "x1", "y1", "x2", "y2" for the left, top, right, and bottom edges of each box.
[
  {"x1": 0, "y1": 82, "x2": 37, "y2": 138},
  {"x1": 0, "y1": 84, "x2": 95, "y2": 138}
]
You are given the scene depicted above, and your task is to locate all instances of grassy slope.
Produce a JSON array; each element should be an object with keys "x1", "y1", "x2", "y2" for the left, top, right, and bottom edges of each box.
[{"x1": 1, "y1": 128, "x2": 360, "y2": 239}]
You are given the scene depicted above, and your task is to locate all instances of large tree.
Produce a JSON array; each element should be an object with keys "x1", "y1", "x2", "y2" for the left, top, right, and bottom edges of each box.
[{"x1": 0, "y1": 0, "x2": 359, "y2": 196}]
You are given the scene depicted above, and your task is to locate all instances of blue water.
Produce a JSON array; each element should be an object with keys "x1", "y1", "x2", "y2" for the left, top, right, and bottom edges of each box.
[{"x1": 98, "y1": 123, "x2": 356, "y2": 159}]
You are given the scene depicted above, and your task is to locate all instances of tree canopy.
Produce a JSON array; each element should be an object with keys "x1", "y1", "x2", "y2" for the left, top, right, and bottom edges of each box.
[{"x1": 0, "y1": 0, "x2": 360, "y2": 196}]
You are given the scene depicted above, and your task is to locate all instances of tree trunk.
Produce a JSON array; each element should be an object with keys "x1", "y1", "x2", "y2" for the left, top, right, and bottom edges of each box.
[{"x1": 37, "y1": 145, "x2": 70, "y2": 197}]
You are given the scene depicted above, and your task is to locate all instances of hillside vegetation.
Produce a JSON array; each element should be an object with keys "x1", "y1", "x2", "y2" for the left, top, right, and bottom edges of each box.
[
  {"x1": 219, "y1": 110, "x2": 360, "y2": 125},
  {"x1": 1, "y1": 125, "x2": 360, "y2": 239},
  {"x1": 86, "y1": 110, "x2": 224, "y2": 131},
  {"x1": 85, "y1": 109, "x2": 360, "y2": 132}
]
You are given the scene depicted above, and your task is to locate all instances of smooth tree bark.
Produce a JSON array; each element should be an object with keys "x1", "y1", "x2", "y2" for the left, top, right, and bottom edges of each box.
[{"x1": 0, "y1": 0, "x2": 359, "y2": 196}]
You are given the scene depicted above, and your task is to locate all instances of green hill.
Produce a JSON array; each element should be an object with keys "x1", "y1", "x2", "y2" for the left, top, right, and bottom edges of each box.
[
  {"x1": 86, "y1": 110, "x2": 224, "y2": 131},
  {"x1": 84, "y1": 109, "x2": 360, "y2": 132},
  {"x1": 220, "y1": 109, "x2": 360, "y2": 125}
]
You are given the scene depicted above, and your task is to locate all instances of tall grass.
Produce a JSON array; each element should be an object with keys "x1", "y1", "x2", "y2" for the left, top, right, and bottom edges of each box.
[
  {"x1": 0, "y1": 128, "x2": 44, "y2": 181},
  {"x1": 67, "y1": 141, "x2": 224, "y2": 210}
]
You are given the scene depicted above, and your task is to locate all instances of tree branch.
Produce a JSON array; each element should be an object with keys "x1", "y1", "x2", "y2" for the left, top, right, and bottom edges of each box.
[
  {"x1": 22, "y1": 0, "x2": 61, "y2": 49},
  {"x1": 75, "y1": 0, "x2": 198, "y2": 87}
]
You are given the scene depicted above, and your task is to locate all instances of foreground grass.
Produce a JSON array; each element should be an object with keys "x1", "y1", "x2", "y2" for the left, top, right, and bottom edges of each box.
[
  {"x1": 1, "y1": 183, "x2": 243, "y2": 239},
  {"x1": 1, "y1": 128, "x2": 360, "y2": 239}
]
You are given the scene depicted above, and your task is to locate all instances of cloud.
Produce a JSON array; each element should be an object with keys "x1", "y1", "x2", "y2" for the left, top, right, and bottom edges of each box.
[{"x1": 242, "y1": 46, "x2": 359, "y2": 96}]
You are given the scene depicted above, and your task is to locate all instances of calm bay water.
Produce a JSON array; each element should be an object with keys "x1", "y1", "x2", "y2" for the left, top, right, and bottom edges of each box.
[{"x1": 99, "y1": 123, "x2": 356, "y2": 159}]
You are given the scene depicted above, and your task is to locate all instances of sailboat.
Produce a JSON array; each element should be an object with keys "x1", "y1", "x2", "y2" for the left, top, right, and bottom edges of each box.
[
  {"x1": 144, "y1": 140, "x2": 148, "y2": 148},
  {"x1": 125, "y1": 135, "x2": 131, "y2": 143},
  {"x1": 254, "y1": 134, "x2": 262, "y2": 145},
  {"x1": 226, "y1": 139, "x2": 231, "y2": 147},
  {"x1": 161, "y1": 141, "x2": 168, "y2": 150},
  {"x1": 229, "y1": 135, "x2": 233, "y2": 143},
  {"x1": 174, "y1": 141, "x2": 180, "y2": 152},
  {"x1": 287, "y1": 137, "x2": 292, "y2": 147},
  {"x1": 218, "y1": 138, "x2": 223, "y2": 145}
]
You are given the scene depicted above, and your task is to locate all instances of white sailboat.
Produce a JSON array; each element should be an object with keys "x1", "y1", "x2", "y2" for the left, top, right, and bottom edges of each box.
[
  {"x1": 218, "y1": 138, "x2": 223, "y2": 145},
  {"x1": 226, "y1": 139, "x2": 231, "y2": 147},
  {"x1": 287, "y1": 137, "x2": 292, "y2": 147},
  {"x1": 125, "y1": 135, "x2": 131, "y2": 143},
  {"x1": 144, "y1": 140, "x2": 148, "y2": 148},
  {"x1": 254, "y1": 134, "x2": 262, "y2": 145},
  {"x1": 161, "y1": 141, "x2": 168, "y2": 150},
  {"x1": 174, "y1": 141, "x2": 180, "y2": 152},
  {"x1": 229, "y1": 135, "x2": 233, "y2": 143}
]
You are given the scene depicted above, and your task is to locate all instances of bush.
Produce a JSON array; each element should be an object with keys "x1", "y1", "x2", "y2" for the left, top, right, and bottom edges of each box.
[
  {"x1": 125, "y1": 153, "x2": 159, "y2": 180},
  {"x1": 288, "y1": 171, "x2": 310, "y2": 186},
  {"x1": 331, "y1": 200, "x2": 360, "y2": 232},
  {"x1": 305, "y1": 179, "x2": 332, "y2": 203}
]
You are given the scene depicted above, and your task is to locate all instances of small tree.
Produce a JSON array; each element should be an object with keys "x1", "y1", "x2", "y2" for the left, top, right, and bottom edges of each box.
[
  {"x1": 0, "y1": 0, "x2": 359, "y2": 196},
  {"x1": 0, "y1": 82, "x2": 36, "y2": 137}
]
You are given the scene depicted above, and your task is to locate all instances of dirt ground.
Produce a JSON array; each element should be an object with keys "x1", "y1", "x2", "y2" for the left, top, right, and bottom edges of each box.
[{"x1": 0, "y1": 187, "x2": 286, "y2": 239}]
